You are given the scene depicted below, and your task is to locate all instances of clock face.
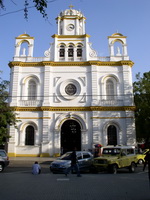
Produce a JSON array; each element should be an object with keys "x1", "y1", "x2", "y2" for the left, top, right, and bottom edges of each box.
[{"x1": 67, "y1": 24, "x2": 75, "y2": 31}]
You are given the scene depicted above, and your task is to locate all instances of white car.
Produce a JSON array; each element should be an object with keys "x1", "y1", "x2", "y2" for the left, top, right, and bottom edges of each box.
[
  {"x1": 0, "y1": 150, "x2": 9, "y2": 172},
  {"x1": 50, "y1": 151, "x2": 93, "y2": 174}
]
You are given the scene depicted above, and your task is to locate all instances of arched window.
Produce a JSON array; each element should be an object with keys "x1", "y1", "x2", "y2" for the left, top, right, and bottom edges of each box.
[
  {"x1": 25, "y1": 125, "x2": 34, "y2": 145},
  {"x1": 68, "y1": 45, "x2": 74, "y2": 57},
  {"x1": 28, "y1": 80, "x2": 37, "y2": 100},
  {"x1": 106, "y1": 79, "x2": 114, "y2": 100},
  {"x1": 59, "y1": 45, "x2": 65, "y2": 57},
  {"x1": 20, "y1": 42, "x2": 28, "y2": 56},
  {"x1": 77, "y1": 45, "x2": 82, "y2": 57},
  {"x1": 107, "y1": 125, "x2": 117, "y2": 145}
]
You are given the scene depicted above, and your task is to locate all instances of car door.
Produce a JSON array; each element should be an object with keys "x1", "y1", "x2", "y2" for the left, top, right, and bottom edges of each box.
[
  {"x1": 82, "y1": 152, "x2": 92, "y2": 170},
  {"x1": 118, "y1": 149, "x2": 128, "y2": 168}
]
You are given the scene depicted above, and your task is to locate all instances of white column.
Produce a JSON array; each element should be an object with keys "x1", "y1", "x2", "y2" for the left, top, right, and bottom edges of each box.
[
  {"x1": 123, "y1": 44, "x2": 128, "y2": 56},
  {"x1": 110, "y1": 44, "x2": 114, "y2": 56},
  {"x1": 9, "y1": 66, "x2": 20, "y2": 106},
  {"x1": 74, "y1": 46, "x2": 77, "y2": 61},
  {"x1": 14, "y1": 44, "x2": 20, "y2": 57},
  {"x1": 65, "y1": 46, "x2": 68, "y2": 61},
  {"x1": 57, "y1": 18, "x2": 60, "y2": 35},
  {"x1": 75, "y1": 19, "x2": 79, "y2": 35},
  {"x1": 42, "y1": 66, "x2": 50, "y2": 106},
  {"x1": 20, "y1": 130, "x2": 25, "y2": 146},
  {"x1": 28, "y1": 44, "x2": 33, "y2": 57}
]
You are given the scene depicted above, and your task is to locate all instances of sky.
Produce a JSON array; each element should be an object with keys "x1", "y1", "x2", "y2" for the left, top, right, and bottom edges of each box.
[{"x1": 0, "y1": 0, "x2": 150, "y2": 82}]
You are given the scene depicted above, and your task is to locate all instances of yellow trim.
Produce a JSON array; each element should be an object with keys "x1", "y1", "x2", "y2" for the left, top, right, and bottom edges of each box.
[
  {"x1": 8, "y1": 153, "x2": 16, "y2": 157},
  {"x1": 9, "y1": 60, "x2": 134, "y2": 68},
  {"x1": 56, "y1": 16, "x2": 86, "y2": 20},
  {"x1": 108, "y1": 33, "x2": 126, "y2": 38},
  {"x1": 40, "y1": 153, "x2": 50, "y2": 157},
  {"x1": 12, "y1": 106, "x2": 136, "y2": 112},
  {"x1": 18, "y1": 40, "x2": 30, "y2": 45},
  {"x1": 58, "y1": 40, "x2": 84, "y2": 42},
  {"x1": 111, "y1": 39, "x2": 124, "y2": 45},
  {"x1": 16, "y1": 117, "x2": 51, "y2": 119},
  {"x1": 54, "y1": 153, "x2": 60, "y2": 157},
  {"x1": 16, "y1": 34, "x2": 34, "y2": 40},
  {"x1": 52, "y1": 34, "x2": 90, "y2": 38}
]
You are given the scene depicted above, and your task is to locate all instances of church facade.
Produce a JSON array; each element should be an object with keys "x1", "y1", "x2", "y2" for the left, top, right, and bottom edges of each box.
[{"x1": 8, "y1": 7, "x2": 136, "y2": 157}]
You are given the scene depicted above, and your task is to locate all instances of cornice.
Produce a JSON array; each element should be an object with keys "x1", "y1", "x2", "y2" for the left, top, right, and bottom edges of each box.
[
  {"x1": 9, "y1": 60, "x2": 134, "y2": 68},
  {"x1": 51, "y1": 34, "x2": 90, "y2": 38},
  {"x1": 16, "y1": 117, "x2": 51, "y2": 119},
  {"x1": 12, "y1": 106, "x2": 136, "y2": 112},
  {"x1": 107, "y1": 36, "x2": 127, "y2": 39},
  {"x1": 16, "y1": 37, "x2": 34, "y2": 40},
  {"x1": 56, "y1": 16, "x2": 86, "y2": 20}
]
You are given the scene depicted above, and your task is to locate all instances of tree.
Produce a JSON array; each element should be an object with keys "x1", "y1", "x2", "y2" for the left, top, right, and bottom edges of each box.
[
  {"x1": 0, "y1": 0, "x2": 52, "y2": 19},
  {"x1": 0, "y1": 73, "x2": 18, "y2": 146},
  {"x1": 133, "y1": 71, "x2": 150, "y2": 144}
]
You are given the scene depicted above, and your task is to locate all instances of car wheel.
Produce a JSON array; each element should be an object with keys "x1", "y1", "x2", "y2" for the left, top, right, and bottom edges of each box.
[
  {"x1": 109, "y1": 164, "x2": 117, "y2": 174},
  {"x1": 129, "y1": 162, "x2": 136, "y2": 173},
  {"x1": 138, "y1": 159, "x2": 143, "y2": 165},
  {"x1": 0, "y1": 163, "x2": 4, "y2": 172}
]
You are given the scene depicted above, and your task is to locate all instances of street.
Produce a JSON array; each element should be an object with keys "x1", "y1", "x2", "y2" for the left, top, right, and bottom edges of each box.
[{"x1": 0, "y1": 158, "x2": 150, "y2": 200}]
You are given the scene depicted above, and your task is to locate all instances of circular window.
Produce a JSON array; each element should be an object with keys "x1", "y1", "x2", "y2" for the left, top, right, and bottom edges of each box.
[
  {"x1": 59, "y1": 79, "x2": 81, "y2": 100},
  {"x1": 65, "y1": 84, "x2": 77, "y2": 96}
]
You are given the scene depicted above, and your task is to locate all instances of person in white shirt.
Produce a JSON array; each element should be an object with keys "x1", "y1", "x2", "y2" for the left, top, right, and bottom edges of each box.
[{"x1": 32, "y1": 161, "x2": 41, "y2": 175}]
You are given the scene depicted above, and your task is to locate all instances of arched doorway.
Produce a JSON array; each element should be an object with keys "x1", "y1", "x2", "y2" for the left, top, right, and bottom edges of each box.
[
  {"x1": 61, "y1": 119, "x2": 81, "y2": 153},
  {"x1": 107, "y1": 125, "x2": 117, "y2": 145}
]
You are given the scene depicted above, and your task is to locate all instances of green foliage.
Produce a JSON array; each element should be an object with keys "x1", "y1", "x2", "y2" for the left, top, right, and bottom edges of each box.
[
  {"x1": 0, "y1": 0, "x2": 48, "y2": 19},
  {"x1": 133, "y1": 71, "x2": 150, "y2": 142},
  {"x1": 0, "y1": 73, "x2": 18, "y2": 145}
]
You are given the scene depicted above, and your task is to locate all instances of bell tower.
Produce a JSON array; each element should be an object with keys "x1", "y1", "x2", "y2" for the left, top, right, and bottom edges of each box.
[{"x1": 56, "y1": 5, "x2": 86, "y2": 35}]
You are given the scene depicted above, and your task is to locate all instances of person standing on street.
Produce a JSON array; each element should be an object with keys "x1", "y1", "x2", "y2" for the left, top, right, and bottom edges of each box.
[
  {"x1": 65, "y1": 149, "x2": 81, "y2": 177},
  {"x1": 32, "y1": 161, "x2": 41, "y2": 175},
  {"x1": 143, "y1": 149, "x2": 150, "y2": 183}
]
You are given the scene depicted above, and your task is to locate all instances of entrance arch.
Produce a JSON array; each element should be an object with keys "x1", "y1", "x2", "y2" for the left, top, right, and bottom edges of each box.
[{"x1": 61, "y1": 119, "x2": 81, "y2": 153}]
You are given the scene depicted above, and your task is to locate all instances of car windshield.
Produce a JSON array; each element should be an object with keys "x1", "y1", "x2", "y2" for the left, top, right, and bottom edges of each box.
[
  {"x1": 60, "y1": 152, "x2": 72, "y2": 160},
  {"x1": 103, "y1": 148, "x2": 121, "y2": 155},
  {"x1": 0, "y1": 151, "x2": 6, "y2": 157}
]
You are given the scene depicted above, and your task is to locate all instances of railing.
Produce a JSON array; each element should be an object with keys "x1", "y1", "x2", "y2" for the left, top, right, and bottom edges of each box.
[
  {"x1": 19, "y1": 100, "x2": 42, "y2": 107},
  {"x1": 92, "y1": 95, "x2": 135, "y2": 107},
  {"x1": 14, "y1": 56, "x2": 111, "y2": 62},
  {"x1": 98, "y1": 56, "x2": 110, "y2": 61},
  {"x1": 100, "y1": 99, "x2": 124, "y2": 106}
]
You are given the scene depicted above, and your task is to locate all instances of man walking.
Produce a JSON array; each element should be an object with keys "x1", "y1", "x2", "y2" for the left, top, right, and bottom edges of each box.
[{"x1": 65, "y1": 149, "x2": 81, "y2": 177}]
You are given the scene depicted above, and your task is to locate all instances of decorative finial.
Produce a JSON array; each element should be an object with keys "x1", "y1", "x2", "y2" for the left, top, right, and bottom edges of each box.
[{"x1": 69, "y1": 5, "x2": 74, "y2": 9}]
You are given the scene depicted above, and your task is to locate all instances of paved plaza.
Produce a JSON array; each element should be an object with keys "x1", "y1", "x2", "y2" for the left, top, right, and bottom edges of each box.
[{"x1": 0, "y1": 157, "x2": 150, "y2": 200}]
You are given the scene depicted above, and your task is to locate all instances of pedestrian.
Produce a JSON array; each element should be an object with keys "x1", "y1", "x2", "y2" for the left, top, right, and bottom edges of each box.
[
  {"x1": 32, "y1": 161, "x2": 41, "y2": 175},
  {"x1": 65, "y1": 149, "x2": 81, "y2": 177},
  {"x1": 143, "y1": 149, "x2": 150, "y2": 181},
  {"x1": 143, "y1": 149, "x2": 150, "y2": 171}
]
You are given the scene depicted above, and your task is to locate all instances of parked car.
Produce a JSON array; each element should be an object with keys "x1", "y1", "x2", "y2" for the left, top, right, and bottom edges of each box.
[
  {"x1": 0, "y1": 149, "x2": 9, "y2": 172},
  {"x1": 136, "y1": 149, "x2": 149, "y2": 165},
  {"x1": 92, "y1": 146, "x2": 138, "y2": 174},
  {"x1": 50, "y1": 151, "x2": 93, "y2": 173}
]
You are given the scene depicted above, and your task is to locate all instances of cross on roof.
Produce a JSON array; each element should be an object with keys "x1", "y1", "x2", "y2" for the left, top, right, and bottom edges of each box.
[{"x1": 69, "y1": 5, "x2": 74, "y2": 9}]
